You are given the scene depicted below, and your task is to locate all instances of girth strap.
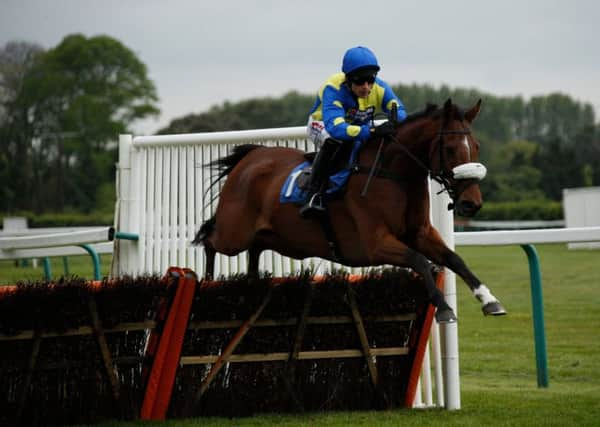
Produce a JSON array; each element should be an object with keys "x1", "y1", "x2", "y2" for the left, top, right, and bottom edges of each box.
[{"x1": 312, "y1": 210, "x2": 344, "y2": 264}]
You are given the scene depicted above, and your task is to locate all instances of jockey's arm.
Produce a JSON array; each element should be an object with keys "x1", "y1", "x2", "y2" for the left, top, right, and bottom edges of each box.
[
  {"x1": 379, "y1": 80, "x2": 408, "y2": 122},
  {"x1": 321, "y1": 86, "x2": 371, "y2": 142}
]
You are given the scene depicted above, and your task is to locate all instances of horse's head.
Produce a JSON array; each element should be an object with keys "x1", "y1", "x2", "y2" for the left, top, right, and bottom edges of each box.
[
  {"x1": 367, "y1": 99, "x2": 486, "y2": 216},
  {"x1": 420, "y1": 99, "x2": 486, "y2": 217}
]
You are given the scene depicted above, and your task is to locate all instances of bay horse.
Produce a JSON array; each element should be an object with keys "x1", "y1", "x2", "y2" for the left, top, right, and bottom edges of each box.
[{"x1": 193, "y1": 99, "x2": 506, "y2": 323}]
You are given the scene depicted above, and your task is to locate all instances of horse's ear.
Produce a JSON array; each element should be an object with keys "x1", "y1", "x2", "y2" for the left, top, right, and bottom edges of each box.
[
  {"x1": 443, "y1": 98, "x2": 453, "y2": 120},
  {"x1": 465, "y1": 99, "x2": 482, "y2": 123}
]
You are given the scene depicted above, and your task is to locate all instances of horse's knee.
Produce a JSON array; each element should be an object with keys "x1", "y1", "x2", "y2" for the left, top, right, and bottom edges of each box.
[
  {"x1": 404, "y1": 249, "x2": 431, "y2": 276},
  {"x1": 405, "y1": 249, "x2": 447, "y2": 306}
]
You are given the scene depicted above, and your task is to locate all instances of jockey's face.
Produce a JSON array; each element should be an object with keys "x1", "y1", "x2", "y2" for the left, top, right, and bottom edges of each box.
[{"x1": 351, "y1": 80, "x2": 374, "y2": 98}]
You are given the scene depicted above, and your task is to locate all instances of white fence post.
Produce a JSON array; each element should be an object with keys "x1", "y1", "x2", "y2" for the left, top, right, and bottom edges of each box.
[
  {"x1": 112, "y1": 134, "x2": 140, "y2": 276},
  {"x1": 430, "y1": 181, "x2": 461, "y2": 410}
]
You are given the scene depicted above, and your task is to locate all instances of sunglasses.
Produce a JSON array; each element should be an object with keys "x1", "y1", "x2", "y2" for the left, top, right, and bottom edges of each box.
[{"x1": 350, "y1": 74, "x2": 376, "y2": 85}]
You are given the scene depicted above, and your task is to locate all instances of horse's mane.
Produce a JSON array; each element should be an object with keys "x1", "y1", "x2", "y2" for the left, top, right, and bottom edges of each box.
[
  {"x1": 403, "y1": 103, "x2": 439, "y2": 124},
  {"x1": 399, "y1": 101, "x2": 466, "y2": 128}
]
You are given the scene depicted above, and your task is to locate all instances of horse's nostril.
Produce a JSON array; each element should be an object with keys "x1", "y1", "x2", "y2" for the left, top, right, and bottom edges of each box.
[{"x1": 458, "y1": 200, "x2": 480, "y2": 217}]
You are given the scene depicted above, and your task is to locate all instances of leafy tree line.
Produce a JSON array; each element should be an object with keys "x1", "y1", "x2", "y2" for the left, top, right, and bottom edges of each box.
[
  {"x1": 159, "y1": 86, "x2": 599, "y2": 203},
  {"x1": 0, "y1": 35, "x2": 159, "y2": 214},
  {"x1": 2, "y1": 34, "x2": 598, "y2": 218}
]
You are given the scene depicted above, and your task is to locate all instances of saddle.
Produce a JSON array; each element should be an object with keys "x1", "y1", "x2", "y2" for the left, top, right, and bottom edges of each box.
[
  {"x1": 280, "y1": 142, "x2": 359, "y2": 205},
  {"x1": 302, "y1": 139, "x2": 354, "y2": 171}
]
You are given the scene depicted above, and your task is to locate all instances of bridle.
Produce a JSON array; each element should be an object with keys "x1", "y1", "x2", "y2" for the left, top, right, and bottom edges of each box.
[
  {"x1": 357, "y1": 117, "x2": 487, "y2": 210},
  {"x1": 430, "y1": 127, "x2": 472, "y2": 203}
]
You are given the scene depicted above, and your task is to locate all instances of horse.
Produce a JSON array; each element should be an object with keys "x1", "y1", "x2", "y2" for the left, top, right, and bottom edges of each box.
[{"x1": 193, "y1": 99, "x2": 506, "y2": 323}]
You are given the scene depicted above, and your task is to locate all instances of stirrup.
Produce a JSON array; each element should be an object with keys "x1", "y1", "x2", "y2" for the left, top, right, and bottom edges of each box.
[{"x1": 299, "y1": 193, "x2": 325, "y2": 217}]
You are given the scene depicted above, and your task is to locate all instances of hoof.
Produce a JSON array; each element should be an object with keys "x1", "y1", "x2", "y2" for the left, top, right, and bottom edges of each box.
[
  {"x1": 482, "y1": 301, "x2": 507, "y2": 316},
  {"x1": 435, "y1": 308, "x2": 457, "y2": 324}
]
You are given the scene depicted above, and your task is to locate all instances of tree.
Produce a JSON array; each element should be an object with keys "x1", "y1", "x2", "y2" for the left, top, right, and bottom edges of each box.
[
  {"x1": 5, "y1": 34, "x2": 160, "y2": 212},
  {"x1": 0, "y1": 41, "x2": 44, "y2": 122},
  {"x1": 158, "y1": 90, "x2": 312, "y2": 134},
  {"x1": 481, "y1": 140, "x2": 546, "y2": 201},
  {"x1": 0, "y1": 41, "x2": 44, "y2": 212}
]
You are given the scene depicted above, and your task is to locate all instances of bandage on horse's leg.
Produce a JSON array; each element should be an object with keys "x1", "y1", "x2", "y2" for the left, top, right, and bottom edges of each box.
[{"x1": 412, "y1": 228, "x2": 506, "y2": 317}]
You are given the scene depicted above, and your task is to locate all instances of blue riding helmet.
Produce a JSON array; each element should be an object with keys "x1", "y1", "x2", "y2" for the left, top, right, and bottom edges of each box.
[{"x1": 341, "y1": 46, "x2": 381, "y2": 75}]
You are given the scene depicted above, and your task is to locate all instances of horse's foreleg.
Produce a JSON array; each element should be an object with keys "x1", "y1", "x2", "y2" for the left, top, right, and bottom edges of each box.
[
  {"x1": 442, "y1": 250, "x2": 506, "y2": 315},
  {"x1": 405, "y1": 248, "x2": 457, "y2": 323},
  {"x1": 413, "y1": 228, "x2": 506, "y2": 316},
  {"x1": 371, "y1": 235, "x2": 456, "y2": 323}
]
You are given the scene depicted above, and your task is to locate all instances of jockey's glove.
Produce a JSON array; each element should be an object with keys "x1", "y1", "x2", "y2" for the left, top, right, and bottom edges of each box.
[{"x1": 371, "y1": 121, "x2": 395, "y2": 138}]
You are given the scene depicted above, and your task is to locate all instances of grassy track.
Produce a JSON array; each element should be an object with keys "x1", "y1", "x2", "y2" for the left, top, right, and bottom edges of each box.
[
  {"x1": 0, "y1": 254, "x2": 113, "y2": 285},
  {"x1": 2, "y1": 244, "x2": 599, "y2": 426}
]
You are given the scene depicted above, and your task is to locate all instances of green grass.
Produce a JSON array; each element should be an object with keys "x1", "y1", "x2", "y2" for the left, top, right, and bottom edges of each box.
[
  {"x1": 0, "y1": 254, "x2": 113, "y2": 285},
  {"x1": 2, "y1": 245, "x2": 599, "y2": 426}
]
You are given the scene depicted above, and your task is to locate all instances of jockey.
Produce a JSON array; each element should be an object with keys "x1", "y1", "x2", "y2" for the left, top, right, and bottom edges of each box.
[{"x1": 301, "y1": 46, "x2": 408, "y2": 217}]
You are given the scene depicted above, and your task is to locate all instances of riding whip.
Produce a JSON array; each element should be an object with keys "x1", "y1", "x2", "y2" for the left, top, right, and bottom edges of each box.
[{"x1": 361, "y1": 104, "x2": 398, "y2": 197}]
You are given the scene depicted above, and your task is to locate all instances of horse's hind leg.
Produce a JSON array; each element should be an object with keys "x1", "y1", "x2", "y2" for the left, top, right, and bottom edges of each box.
[
  {"x1": 204, "y1": 244, "x2": 216, "y2": 280},
  {"x1": 247, "y1": 245, "x2": 262, "y2": 280},
  {"x1": 192, "y1": 216, "x2": 217, "y2": 280}
]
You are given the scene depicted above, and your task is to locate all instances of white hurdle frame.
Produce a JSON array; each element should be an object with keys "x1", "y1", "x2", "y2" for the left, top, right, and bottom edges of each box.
[{"x1": 113, "y1": 127, "x2": 459, "y2": 409}]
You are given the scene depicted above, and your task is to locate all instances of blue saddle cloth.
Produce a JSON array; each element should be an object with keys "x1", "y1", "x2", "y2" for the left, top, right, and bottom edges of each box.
[
  {"x1": 279, "y1": 162, "x2": 352, "y2": 204},
  {"x1": 279, "y1": 141, "x2": 362, "y2": 205}
]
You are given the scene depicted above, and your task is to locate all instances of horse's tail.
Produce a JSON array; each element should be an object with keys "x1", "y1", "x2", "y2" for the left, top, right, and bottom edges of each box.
[
  {"x1": 192, "y1": 215, "x2": 216, "y2": 246},
  {"x1": 203, "y1": 144, "x2": 263, "y2": 199}
]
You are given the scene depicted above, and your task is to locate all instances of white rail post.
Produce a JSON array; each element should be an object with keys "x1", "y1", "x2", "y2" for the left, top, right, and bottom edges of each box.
[
  {"x1": 112, "y1": 134, "x2": 139, "y2": 276},
  {"x1": 430, "y1": 181, "x2": 461, "y2": 410}
]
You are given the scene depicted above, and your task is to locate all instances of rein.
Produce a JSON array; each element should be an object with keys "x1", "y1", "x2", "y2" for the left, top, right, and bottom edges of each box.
[{"x1": 355, "y1": 126, "x2": 472, "y2": 205}]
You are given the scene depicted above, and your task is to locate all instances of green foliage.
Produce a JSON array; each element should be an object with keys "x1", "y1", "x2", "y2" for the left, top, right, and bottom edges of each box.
[
  {"x1": 473, "y1": 200, "x2": 563, "y2": 220},
  {"x1": 94, "y1": 182, "x2": 117, "y2": 216},
  {"x1": 481, "y1": 139, "x2": 544, "y2": 201},
  {"x1": 582, "y1": 164, "x2": 594, "y2": 186},
  {"x1": 0, "y1": 34, "x2": 159, "y2": 214},
  {"x1": 1, "y1": 211, "x2": 113, "y2": 228},
  {"x1": 159, "y1": 90, "x2": 313, "y2": 133}
]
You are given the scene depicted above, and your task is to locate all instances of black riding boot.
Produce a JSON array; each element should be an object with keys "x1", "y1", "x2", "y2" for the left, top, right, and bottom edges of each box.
[{"x1": 299, "y1": 138, "x2": 339, "y2": 217}]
